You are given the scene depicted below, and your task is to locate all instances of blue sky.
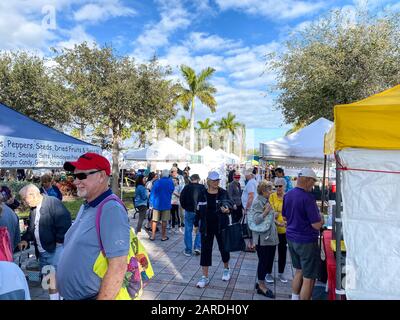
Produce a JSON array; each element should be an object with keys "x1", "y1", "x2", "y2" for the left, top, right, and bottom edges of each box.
[{"x1": 1, "y1": 0, "x2": 400, "y2": 147}]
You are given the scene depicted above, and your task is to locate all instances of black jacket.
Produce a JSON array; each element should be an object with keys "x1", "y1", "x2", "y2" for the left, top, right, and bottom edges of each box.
[
  {"x1": 22, "y1": 195, "x2": 71, "y2": 253},
  {"x1": 195, "y1": 187, "x2": 234, "y2": 236},
  {"x1": 180, "y1": 182, "x2": 207, "y2": 212}
]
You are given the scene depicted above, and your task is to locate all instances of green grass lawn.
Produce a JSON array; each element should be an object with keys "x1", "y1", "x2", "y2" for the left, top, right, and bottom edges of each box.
[{"x1": 17, "y1": 189, "x2": 135, "y2": 220}]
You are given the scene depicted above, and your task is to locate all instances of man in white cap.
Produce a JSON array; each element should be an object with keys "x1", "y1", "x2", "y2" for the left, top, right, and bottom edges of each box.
[{"x1": 282, "y1": 168, "x2": 324, "y2": 300}]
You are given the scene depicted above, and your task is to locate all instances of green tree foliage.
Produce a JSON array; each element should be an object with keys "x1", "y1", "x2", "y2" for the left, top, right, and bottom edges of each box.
[
  {"x1": 174, "y1": 65, "x2": 217, "y2": 152},
  {"x1": 53, "y1": 43, "x2": 176, "y2": 192},
  {"x1": 268, "y1": 9, "x2": 400, "y2": 125},
  {"x1": 0, "y1": 51, "x2": 69, "y2": 128}
]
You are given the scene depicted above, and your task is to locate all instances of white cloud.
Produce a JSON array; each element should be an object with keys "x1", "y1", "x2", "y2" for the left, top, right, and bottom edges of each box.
[
  {"x1": 188, "y1": 32, "x2": 241, "y2": 52},
  {"x1": 215, "y1": 0, "x2": 326, "y2": 20},
  {"x1": 133, "y1": 0, "x2": 191, "y2": 59},
  {"x1": 56, "y1": 25, "x2": 96, "y2": 49},
  {"x1": 74, "y1": 1, "x2": 136, "y2": 23}
]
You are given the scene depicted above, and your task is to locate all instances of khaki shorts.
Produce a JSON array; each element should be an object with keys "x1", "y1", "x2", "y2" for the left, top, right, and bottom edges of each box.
[{"x1": 152, "y1": 209, "x2": 171, "y2": 222}]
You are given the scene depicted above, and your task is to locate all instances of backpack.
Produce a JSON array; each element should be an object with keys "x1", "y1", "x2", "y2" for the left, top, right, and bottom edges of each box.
[
  {"x1": 93, "y1": 194, "x2": 154, "y2": 300},
  {"x1": 0, "y1": 227, "x2": 13, "y2": 262}
]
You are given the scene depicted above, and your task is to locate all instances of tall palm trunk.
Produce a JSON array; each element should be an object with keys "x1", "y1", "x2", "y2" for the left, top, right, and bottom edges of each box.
[
  {"x1": 189, "y1": 97, "x2": 195, "y2": 152},
  {"x1": 190, "y1": 97, "x2": 195, "y2": 152}
]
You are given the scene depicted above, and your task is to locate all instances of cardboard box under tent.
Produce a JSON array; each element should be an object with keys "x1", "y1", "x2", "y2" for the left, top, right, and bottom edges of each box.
[{"x1": 324, "y1": 84, "x2": 400, "y2": 300}]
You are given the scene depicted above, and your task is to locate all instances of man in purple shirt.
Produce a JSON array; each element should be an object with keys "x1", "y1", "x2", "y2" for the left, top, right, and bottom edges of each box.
[{"x1": 282, "y1": 168, "x2": 323, "y2": 300}]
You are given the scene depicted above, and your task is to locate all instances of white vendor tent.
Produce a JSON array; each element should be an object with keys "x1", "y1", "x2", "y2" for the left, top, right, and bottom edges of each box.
[
  {"x1": 195, "y1": 146, "x2": 224, "y2": 165},
  {"x1": 0, "y1": 102, "x2": 101, "y2": 169},
  {"x1": 259, "y1": 117, "x2": 333, "y2": 164},
  {"x1": 123, "y1": 137, "x2": 193, "y2": 162},
  {"x1": 215, "y1": 149, "x2": 238, "y2": 165}
]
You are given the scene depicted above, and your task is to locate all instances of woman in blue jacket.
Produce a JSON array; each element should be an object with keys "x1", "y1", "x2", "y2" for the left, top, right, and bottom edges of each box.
[{"x1": 134, "y1": 175, "x2": 148, "y2": 234}]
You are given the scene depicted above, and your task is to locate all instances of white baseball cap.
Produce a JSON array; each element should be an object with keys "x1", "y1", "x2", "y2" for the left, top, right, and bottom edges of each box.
[
  {"x1": 207, "y1": 171, "x2": 220, "y2": 180},
  {"x1": 298, "y1": 168, "x2": 317, "y2": 180}
]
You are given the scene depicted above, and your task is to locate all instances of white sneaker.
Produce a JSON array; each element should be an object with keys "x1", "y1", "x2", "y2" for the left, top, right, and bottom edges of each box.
[
  {"x1": 265, "y1": 274, "x2": 274, "y2": 283},
  {"x1": 196, "y1": 276, "x2": 210, "y2": 288},
  {"x1": 222, "y1": 268, "x2": 231, "y2": 281},
  {"x1": 278, "y1": 273, "x2": 288, "y2": 283}
]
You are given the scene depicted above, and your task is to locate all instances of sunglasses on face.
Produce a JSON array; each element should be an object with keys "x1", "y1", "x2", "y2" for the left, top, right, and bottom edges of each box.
[
  {"x1": 275, "y1": 185, "x2": 283, "y2": 188},
  {"x1": 72, "y1": 170, "x2": 102, "y2": 180}
]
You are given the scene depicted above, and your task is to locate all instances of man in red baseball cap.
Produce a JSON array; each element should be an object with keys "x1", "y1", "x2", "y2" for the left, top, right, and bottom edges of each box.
[{"x1": 57, "y1": 152, "x2": 130, "y2": 300}]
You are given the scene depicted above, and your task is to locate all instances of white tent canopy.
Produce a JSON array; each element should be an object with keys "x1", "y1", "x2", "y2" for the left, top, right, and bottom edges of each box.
[
  {"x1": 215, "y1": 149, "x2": 238, "y2": 165},
  {"x1": 259, "y1": 117, "x2": 333, "y2": 164},
  {"x1": 195, "y1": 146, "x2": 224, "y2": 164},
  {"x1": 123, "y1": 137, "x2": 193, "y2": 162}
]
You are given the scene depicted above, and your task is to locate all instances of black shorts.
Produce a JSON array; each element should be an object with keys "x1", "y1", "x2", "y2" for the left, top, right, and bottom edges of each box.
[{"x1": 288, "y1": 240, "x2": 320, "y2": 279}]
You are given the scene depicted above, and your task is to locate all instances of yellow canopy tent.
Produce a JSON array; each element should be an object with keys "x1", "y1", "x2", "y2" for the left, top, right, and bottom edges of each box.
[
  {"x1": 324, "y1": 84, "x2": 400, "y2": 154},
  {"x1": 323, "y1": 84, "x2": 400, "y2": 300}
]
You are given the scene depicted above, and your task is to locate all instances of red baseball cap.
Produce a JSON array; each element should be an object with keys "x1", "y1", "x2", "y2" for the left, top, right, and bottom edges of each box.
[{"x1": 64, "y1": 153, "x2": 111, "y2": 176}]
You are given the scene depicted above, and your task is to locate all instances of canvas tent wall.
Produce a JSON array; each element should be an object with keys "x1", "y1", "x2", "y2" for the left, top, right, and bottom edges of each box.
[
  {"x1": 0, "y1": 103, "x2": 101, "y2": 169},
  {"x1": 324, "y1": 84, "x2": 400, "y2": 300}
]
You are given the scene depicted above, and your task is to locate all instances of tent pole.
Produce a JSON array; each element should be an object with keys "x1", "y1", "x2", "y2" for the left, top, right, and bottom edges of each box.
[
  {"x1": 320, "y1": 155, "x2": 327, "y2": 214},
  {"x1": 319, "y1": 155, "x2": 327, "y2": 253},
  {"x1": 335, "y1": 152, "x2": 343, "y2": 300}
]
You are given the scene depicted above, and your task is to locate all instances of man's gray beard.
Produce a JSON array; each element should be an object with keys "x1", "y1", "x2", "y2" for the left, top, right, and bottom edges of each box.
[{"x1": 77, "y1": 189, "x2": 87, "y2": 199}]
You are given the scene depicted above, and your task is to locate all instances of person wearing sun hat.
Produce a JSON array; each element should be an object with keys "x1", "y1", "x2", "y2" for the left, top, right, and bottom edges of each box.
[
  {"x1": 282, "y1": 168, "x2": 323, "y2": 300},
  {"x1": 56, "y1": 152, "x2": 130, "y2": 300},
  {"x1": 195, "y1": 171, "x2": 234, "y2": 289}
]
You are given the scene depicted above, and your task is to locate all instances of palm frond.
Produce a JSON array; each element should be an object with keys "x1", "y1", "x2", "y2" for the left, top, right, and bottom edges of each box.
[
  {"x1": 173, "y1": 88, "x2": 193, "y2": 111},
  {"x1": 197, "y1": 67, "x2": 216, "y2": 84},
  {"x1": 180, "y1": 65, "x2": 197, "y2": 91},
  {"x1": 197, "y1": 92, "x2": 217, "y2": 112}
]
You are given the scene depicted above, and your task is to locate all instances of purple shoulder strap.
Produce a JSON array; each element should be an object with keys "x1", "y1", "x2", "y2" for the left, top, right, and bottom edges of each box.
[{"x1": 95, "y1": 194, "x2": 128, "y2": 256}]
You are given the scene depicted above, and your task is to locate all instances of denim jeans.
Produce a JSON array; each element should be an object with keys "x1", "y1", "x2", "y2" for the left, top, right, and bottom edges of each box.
[
  {"x1": 39, "y1": 244, "x2": 63, "y2": 273},
  {"x1": 184, "y1": 211, "x2": 201, "y2": 253}
]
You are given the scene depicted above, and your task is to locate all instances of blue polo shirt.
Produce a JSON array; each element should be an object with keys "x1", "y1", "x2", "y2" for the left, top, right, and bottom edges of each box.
[
  {"x1": 56, "y1": 189, "x2": 130, "y2": 300},
  {"x1": 150, "y1": 177, "x2": 174, "y2": 211}
]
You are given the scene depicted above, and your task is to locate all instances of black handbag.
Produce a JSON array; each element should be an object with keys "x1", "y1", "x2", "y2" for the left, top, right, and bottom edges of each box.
[
  {"x1": 222, "y1": 216, "x2": 246, "y2": 252},
  {"x1": 241, "y1": 213, "x2": 252, "y2": 239}
]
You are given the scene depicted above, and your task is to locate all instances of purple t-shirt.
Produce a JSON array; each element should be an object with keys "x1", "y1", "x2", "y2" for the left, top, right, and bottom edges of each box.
[{"x1": 282, "y1": 187, "x2": 321, "y2": 243}]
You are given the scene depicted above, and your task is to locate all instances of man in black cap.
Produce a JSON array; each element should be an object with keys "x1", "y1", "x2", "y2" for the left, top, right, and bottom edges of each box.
[{"x1": 179, "y1": 174, "x2": 205, "y2": 256}]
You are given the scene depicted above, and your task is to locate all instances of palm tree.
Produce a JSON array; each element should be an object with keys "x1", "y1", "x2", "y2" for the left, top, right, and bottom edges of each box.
[
  {"x1": 174, "y1": 65, "x2": 217, "y2": 152},
  {"x1": 176, "y1": 116, "x2": 190, "y2": 147},
  {"x1": 216, "y1": 112, "x2": 242, "y2": 154},
  {"x1": 197, "y1": 118, "x2": 215, "y2": 148}
]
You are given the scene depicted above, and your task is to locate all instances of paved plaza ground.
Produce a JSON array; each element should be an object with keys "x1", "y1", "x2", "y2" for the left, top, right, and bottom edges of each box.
[{"x1": 22, "y1": 210, "x2": 327, "y2": 301}]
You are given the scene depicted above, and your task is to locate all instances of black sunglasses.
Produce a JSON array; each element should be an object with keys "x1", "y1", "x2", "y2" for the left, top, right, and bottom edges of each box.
[
  {"x1": 71, "y1": 170, "x2": 102, "y2": 180},
  {"x1": 275, "y1": 185, "x2": 283, "y2": 188}
]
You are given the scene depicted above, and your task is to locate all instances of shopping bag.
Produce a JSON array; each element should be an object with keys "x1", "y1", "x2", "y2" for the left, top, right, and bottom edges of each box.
[
  {"x1": 222, "y1": 216, "x2": 246, "y2": 252},
  {"x1": 241, "y1": 214, "x2": 252, "y2": 239}
]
